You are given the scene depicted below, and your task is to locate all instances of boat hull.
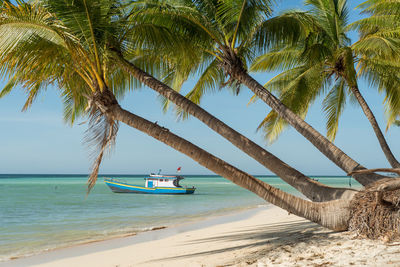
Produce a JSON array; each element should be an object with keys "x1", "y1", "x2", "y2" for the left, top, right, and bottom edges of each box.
[{"x1": 104, "y1": 179, "x2": 195, "y2": 194}]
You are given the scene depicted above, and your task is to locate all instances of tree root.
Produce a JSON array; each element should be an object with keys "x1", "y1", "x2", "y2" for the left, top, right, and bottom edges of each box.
[{"x1": 348, "y1": 179, "x2": 400, "y2": 241}]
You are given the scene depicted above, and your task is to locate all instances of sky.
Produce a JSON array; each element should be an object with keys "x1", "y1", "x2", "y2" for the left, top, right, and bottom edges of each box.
[{"x1": 0, "y1": 0, "x2": 399, "y2": 175}]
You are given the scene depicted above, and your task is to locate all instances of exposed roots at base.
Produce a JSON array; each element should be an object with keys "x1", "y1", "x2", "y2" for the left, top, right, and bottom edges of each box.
[{"x1": 348, "y1": 179, "x2": 400, "y2": 241}]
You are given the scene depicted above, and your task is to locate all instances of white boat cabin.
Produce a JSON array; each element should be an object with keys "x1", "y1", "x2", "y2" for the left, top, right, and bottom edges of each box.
[{"x1": 145, "y1": 174, "x2": 183, "y2": 188}]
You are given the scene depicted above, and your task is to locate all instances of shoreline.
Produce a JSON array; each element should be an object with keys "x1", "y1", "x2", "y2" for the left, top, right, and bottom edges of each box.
[
  {"x1": 4, "y1": 205, "x2": 400, "y2": 266},
  {"x1": 1, "y1": 204, "x2": 265, "y2": 263},
  {"x1": 2, "y1": 204, "x2": 268, "y2": 266}
]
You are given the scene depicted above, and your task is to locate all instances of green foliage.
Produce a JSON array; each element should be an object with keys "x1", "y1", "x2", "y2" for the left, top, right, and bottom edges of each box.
[
  {"x1": 257, "y1": 63, "x2": 326, "y2": 143},
  {"x1": 250, "y1": 0, "x2": 400, "y2": 142},
  {"x1": 0, "y1": 0, "x2": 184, "y2": 191},
  {"x1": 250, "y1": 0, "x2": 354, "y2": 141},
  {"x1": 131, "y1": 0, "x2": 308, "y2": 121},
  {"x1": 322, "y1": 79, "x2": 347, "y2": 141},
  {"x1": 352, "y1": 0, "x2": 400, "y2": 130}
]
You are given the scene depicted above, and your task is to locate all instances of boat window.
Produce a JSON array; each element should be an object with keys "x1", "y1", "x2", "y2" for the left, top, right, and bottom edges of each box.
[{"x1": 160, "y1": 179, "x2": 163, "y2": 182}]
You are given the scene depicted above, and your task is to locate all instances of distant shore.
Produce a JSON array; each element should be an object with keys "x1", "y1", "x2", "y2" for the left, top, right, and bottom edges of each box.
[{"x1": 4, "y1": 205, "x2": 400, "y2": 267}]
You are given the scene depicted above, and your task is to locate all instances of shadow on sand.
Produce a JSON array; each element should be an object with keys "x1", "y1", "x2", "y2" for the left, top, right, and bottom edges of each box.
[{"x1": 144, "y1": 219, "x2": 343, "y2": 265}]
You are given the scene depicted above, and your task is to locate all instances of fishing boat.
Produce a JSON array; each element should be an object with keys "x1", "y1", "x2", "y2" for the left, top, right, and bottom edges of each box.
[{"x1": 104, "y1": 174, "x2": 196, "y2": 194}]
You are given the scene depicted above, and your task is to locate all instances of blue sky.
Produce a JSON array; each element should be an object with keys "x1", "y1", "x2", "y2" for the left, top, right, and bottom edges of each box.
[{"x1": 0, "y1": 0, "x2": 399, "y2": 175}]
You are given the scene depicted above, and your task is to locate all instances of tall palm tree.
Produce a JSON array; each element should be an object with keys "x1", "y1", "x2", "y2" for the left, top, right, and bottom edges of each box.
[
  {"x1": 136, "y1": 0, "x2": 386, "y2": 185},
  {"x1": 249, "y1": 0, "x2": 400, "y2": 169},
  {"x1": 0, "y1": 0, "x2": 357, "y2": 232}
]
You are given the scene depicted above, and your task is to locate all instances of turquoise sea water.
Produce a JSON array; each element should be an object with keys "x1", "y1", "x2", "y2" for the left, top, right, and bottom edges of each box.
[{"x1": 0, "y1": 174, "x2": 360, "y2": 261}]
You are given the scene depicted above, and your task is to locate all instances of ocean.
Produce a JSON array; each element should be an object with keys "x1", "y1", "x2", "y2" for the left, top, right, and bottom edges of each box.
[{"x1": 0, "y1": 174, "x2": 360, "y2": 261}]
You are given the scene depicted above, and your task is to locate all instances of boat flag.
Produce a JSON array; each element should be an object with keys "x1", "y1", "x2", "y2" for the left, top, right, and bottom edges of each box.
[{"x1": 177, "y1": 167, "x2": 182, "y2": 173}]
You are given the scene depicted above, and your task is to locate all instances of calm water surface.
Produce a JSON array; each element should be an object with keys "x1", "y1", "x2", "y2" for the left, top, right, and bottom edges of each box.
[{"x1": 0, "y1": 174, "x2": 360, "y2": 261}]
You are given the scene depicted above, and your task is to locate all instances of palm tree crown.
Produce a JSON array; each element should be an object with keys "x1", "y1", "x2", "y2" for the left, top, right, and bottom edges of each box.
[
  {"x1": 0, "y1": 0, "x2": 146, "y2": 191},
  {"x1": 351, "y1": 0, "x2": 400, "y2": 129},
  {"x1": 250, "y1": 0, "x2": 400, "y2": 168},
  {"x1": 135, "y1": 0, "x2": 300, "y2": 106}
]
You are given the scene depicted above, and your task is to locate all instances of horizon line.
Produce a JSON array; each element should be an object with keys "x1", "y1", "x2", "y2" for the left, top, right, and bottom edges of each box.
[{"x1": 0, "y1": 173, "x2": 350, "y2": 177}]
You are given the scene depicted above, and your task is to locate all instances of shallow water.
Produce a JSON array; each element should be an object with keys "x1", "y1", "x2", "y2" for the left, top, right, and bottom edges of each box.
[{"x1": 0, "y1": 174, "x2": 360, "y2": 261}]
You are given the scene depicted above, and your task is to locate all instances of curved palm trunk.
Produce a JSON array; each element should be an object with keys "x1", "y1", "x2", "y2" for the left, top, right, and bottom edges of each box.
[
  {"x1": 349, "y1": 85, "x2": 400, "y2": 168},
  {"x1": 233, "y1": 70, "x2": 384, "y2": 186},
  {"x1": 114, "y1": 54, "x2": 355, "y2": 201},
  {"x1": 106, "y1": 101, "x2": 351, "y2": 231}
]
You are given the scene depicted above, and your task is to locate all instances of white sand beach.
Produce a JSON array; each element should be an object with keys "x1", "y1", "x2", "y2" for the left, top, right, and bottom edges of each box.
[{"x1": 5, "y1": 205, "x2": 400, "y2": 267}]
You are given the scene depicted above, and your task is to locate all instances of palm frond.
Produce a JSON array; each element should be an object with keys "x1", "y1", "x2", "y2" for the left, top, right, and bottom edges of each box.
[
  {"x1": 62, "y1": 82, "x2": 90, "y2": 125},
  {"x1": 357, "y1": 56, "x2": 400, "y2": 130},
  {"x1": 186, "y1": 58, "x2": 224, "y2": 104},
  {"x1": 352, "y1": 33, "x2": 400, "y2": 58},
  {"x1": 0, "y1": 74, "x2": 17, "y2": 99},
  {"x1": 322, "y1": 79, "x2": 347, "y2": 141},
  {"x1": 357, "y1": 0, "x2": 400, "y2": 16},
  {"x1": 85, "y1": 104, "x2": 119, "y2": 193},
  {"x1": 250, "y1": 46, "x2": 302, "y2": 72},
  {"x1": 257, "y1": 63, "x2": 327, "y2": 142},
  {"x1": 175, "y1": 58, "x2": 224, "y2": 120},
  {"x1": 250, "y1": 11, "x2": 313, "y2": 55},
  {"x1": 257, "y1": 111, "x2": 287, "y2": 144}
]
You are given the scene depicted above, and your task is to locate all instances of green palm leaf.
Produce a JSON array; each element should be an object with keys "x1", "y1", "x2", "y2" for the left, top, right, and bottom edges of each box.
[
  {"x1": 250, "y1": 46, "x2": 302, "y2": 72},
  {"x1": 0, "y1": 74, "x2": 17, "y2": 99},
  {"x1": 257, "y1": 63, "x2": 326, "y2": 143},
  {"x1": 322, "y1": 79, "x2": 347, "y2": 141}
]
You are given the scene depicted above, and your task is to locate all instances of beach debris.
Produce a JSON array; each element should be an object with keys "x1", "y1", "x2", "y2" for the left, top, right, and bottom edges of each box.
[{"x1": 151, "y1": 226, "x2": 167, "y2": 231}]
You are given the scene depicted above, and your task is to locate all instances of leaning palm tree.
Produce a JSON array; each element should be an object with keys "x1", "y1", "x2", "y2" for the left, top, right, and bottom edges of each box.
[
  {"x1": 0, "y1": 0, "x2": 355, "y2": 202},
  {"x1": 104, "y1": 5, "x2": 360, "y2": 201},
  {"x1": 249, "y1": 0, "x2": 400, "y2": 170},
  {"x1": 0, "y1": 0, "x2": 399, "y2": 240},
  {"x1": 135, "y1": 0, "x2": 386, "y2": 185}
]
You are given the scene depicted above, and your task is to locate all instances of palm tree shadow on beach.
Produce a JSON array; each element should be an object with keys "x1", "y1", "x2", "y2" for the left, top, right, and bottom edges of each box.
[{"x1": 142, "y1": 220, "x2": 344, "y2": 265}]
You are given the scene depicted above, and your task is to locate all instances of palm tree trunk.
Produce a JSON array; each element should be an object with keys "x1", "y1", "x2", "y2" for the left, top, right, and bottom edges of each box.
[
  {"x1": 234, "y1": 70, "x2": 385, "y2": 186},
  {"x1": 108, "y1": 102, "x2": 352, "y2": 231},
  {"x1": 349, "y1": 85, "x2": 400, "y2": 168},
  {"x1": 114, "y1": 54, "x2": 355, "y2": 201}
]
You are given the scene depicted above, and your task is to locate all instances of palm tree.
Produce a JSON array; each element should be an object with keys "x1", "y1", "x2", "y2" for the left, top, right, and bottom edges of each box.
[
  {"x1": 0, "y1": 0, "x2": 356, "y2": 232},
  {"x1": 90, "y1": 0, "x2": 363, "y2": 201},
  {"x1": 135, "y1": 0, "x2": 386, "y2": 185},
  {"x1": 249, "y1": 0, "x2": 400, "y2": 170},
  {"x1": 0, "y1": 2, "x2": 353, "y2": 201},
  {"x1": 1, "y1": 0, "x2": 399, "y2": 239},
  {"x1": 107, "y1": 18, "x2": 355, "y2": 201}
]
